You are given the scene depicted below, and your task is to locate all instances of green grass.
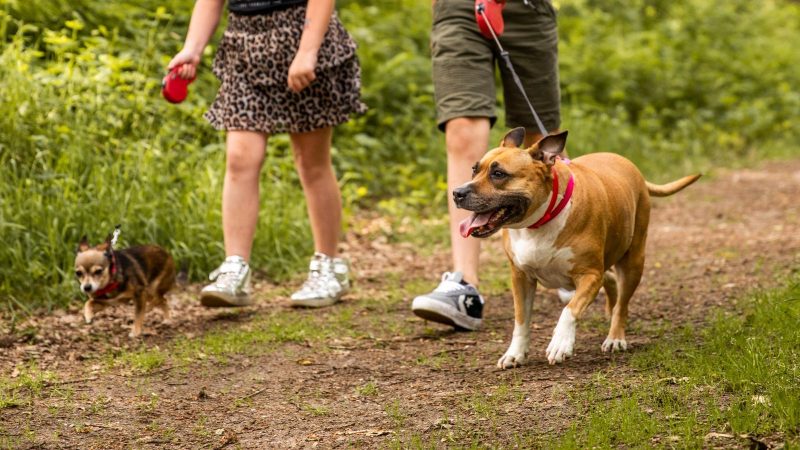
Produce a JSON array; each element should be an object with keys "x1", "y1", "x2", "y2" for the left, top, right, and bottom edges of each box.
[
  {"x1": 0, "y1": 364, "x2": 56, "y2": 409},
  {"x1": 546, "y1": 276, "x2": 800, "y2": 448}
]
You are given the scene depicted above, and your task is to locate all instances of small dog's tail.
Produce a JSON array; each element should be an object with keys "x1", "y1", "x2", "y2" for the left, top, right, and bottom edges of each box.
[{"x1": 646, "y1": 174, "x2": 702, "y2": 197}]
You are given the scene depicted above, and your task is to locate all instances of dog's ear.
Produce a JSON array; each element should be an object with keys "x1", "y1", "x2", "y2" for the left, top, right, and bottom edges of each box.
[
  {"x1": 76, "y1": 235, "x2": 90, "y2": 254},
  {"x1": 500, "y1": 127, "x2": 526, "y2": 148},
  {"x1": 96, "y1": 233, "x2": 112, "y2": 253},
  {"x1": 530, "y1": 130, "x2": 568, "y2": 165}
]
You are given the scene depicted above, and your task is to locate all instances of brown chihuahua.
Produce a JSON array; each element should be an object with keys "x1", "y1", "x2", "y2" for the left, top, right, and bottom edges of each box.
[{"x1": 75, "y1": 232, "x2": 175, "y2": 337}]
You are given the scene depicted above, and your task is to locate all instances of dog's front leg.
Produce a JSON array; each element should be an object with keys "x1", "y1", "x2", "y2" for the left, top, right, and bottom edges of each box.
[
  {"x1": 83, "y1": 299, "x2": 96, "y2": 324},
  {"x1": 546, "y1": 272, "x2": 604, "y2": 364},
  {"x1": 498, "y1": 264, "x2": 537, "y2": 369}
]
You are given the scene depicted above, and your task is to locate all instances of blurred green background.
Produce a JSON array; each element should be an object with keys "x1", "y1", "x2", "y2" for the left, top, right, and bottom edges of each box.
[{"x1": 1, "y1": 0, "x2": 798, "y2": 316}]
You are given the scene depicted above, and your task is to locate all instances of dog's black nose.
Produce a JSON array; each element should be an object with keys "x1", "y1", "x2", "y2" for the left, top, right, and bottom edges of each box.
[
  {"x1": 453, "y1": 186, "x2": 471, "y2": 204},
  {"x1": 83, "y1": 285, "x2": 92, "y2": 292}
]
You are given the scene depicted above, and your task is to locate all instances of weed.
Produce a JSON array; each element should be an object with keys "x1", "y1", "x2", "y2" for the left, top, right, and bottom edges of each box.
[{"x1": 355, "y1": 380, "x2": 379, "y2": 397}]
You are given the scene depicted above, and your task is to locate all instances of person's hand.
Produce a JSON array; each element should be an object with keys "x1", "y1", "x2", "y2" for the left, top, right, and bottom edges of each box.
[
  {"x1": 287, "y1": 49, "x2": 318, "y2": 93},
  {"x1": 167, "y1": 48, "x2": 202, "y2": 79}
]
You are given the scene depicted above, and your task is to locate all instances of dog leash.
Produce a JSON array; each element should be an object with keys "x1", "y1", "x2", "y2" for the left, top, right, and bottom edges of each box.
[{"x1": 475, "y1": 1, "x2": 549, "y2": 137}]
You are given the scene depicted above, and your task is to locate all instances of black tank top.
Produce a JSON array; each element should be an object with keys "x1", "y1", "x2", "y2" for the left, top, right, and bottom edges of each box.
[{"x1": 228, "y1": 0, "x2": 307, "y2": 15}]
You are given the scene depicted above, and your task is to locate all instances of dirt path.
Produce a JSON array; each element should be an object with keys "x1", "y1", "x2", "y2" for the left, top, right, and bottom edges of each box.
[{"x1": 2, "y1": 160, "x2": 799, "y2": 448}]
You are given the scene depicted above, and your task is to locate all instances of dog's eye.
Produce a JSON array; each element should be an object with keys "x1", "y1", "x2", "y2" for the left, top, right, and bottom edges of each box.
[
  {"x1": 93, "y1": 269, "x2": 104, "y2": 276},
  {"x1": 75, "y1": 271, "x2": 83, "y2": 278},
  {"x1": 491, "y1": 169, "x2": 508, "y2": 180},
  {"x1": 471, "y1": 163, "x2": 479, "y2": 176}
]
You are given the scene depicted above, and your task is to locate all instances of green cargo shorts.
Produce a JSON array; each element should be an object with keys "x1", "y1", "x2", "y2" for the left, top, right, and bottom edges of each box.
[{"x1": 431, "y1": 0, "x2": 560, "y2": 133}]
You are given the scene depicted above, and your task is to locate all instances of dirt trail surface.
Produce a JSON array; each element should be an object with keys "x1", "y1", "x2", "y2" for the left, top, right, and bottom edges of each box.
[{"x1": 2, "y1": 160, "x2": 799, "y2": 448}]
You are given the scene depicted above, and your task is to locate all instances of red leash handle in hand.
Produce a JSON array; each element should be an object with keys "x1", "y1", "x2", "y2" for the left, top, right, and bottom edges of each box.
[
  {"x1": 162, "y1": 65, "x2": 196, "y2": 104},
  {"x1": 475, "y1": 0, "x2": 506, "y2": 39}
]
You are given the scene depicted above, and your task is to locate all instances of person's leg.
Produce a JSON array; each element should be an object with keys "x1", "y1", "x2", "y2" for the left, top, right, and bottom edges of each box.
[
  {"x1": 288, "y1": 126, "x2": 350, "y2": 308},
  {"x1": 222, "y1": 130, "x2": 268, "y2": 261},
  {"x1": 446, "y1": 117, "x2": 491, "y2": 287},
  {"x1": 200, "y1": 130, "x2": 267, "y2": 307},
  {"x1": 289, "y1": 126, "x2": 340, "y2": 257}
]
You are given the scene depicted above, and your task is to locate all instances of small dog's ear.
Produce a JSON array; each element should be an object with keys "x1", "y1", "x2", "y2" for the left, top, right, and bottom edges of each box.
[
  {"x1": 96, "y1": 236, "x2": 111, "y2": 253},
  {"x1": 77, "y1": 235, "x2": 90, "y2": 254},
  {"x1": 530, "y1": 130, "x2": 568, "y2": 165},
  {"x1": 500, "y1": 127, "x2": 526, "y2": 149}
]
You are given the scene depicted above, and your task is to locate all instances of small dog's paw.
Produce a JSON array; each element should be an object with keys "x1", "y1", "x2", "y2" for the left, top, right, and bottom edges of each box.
[
  {"x1": 128, "y1": 329, "x2": 142, "y2": 338},
  {"x1": 497, "y1": 350, "x2": 528, "y2": 369},
  {"x1": 601, "y1": 337, "x2": 628, "y2": 353}
]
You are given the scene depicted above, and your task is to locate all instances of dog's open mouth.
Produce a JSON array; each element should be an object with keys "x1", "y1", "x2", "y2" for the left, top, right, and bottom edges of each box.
[{"x1": 459, "y1": 206, "x2": 518, "y2": 238}]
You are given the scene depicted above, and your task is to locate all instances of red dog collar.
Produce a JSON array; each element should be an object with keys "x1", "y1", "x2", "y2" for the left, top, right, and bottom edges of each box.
[
  {"x1": 93, "y1": 252, "x2": 120, "y2": 298},
  {"x1": 528, "y1": 162, "x2": 575, "y2": 229}
]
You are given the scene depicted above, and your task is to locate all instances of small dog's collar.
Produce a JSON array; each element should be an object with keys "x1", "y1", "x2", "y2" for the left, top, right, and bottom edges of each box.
[
  {"x1": 528, "y1": 160, "x2": 574, "y2": 229},
  {"x1": 92, "y1": 252, "x2": 120, "y2": 298}
]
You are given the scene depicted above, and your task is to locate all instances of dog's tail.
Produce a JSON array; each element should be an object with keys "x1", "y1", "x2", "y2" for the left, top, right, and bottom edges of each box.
[{"x1": 646, "y1": 174, "x2": 702, "y2": 197}]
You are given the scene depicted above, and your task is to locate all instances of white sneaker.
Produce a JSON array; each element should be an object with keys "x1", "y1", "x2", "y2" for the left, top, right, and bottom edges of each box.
[
  {"x1": 291, "y1": 253, "x2": 349, "y2": 308},
  {"x1": 200, "y1": 256, "x2": 253, "y2": 307}
]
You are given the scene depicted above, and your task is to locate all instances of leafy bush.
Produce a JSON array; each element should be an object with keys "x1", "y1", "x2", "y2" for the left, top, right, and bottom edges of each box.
[{"x1": 1, "y1": 0, "x2": 799, "y2": 315}]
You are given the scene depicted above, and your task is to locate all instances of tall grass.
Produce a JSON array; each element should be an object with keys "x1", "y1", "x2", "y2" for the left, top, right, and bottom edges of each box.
[{"x1": 1, "y1": 0, "x2": 799, "y2": 315}]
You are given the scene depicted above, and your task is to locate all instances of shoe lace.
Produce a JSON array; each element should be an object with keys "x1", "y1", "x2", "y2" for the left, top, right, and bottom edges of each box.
[
  {"x1": 210, "y1": 260, "x2": 245, "y2": 287},
  {"x1": 216, "y1": 270, "x2": 240, "y2": 287},
  {"x1": 299, "y1": 266, "x2": 334, "y2": 292},
  {"x1": 434, "y1": 272, "x2": 466, "y2": 293}
]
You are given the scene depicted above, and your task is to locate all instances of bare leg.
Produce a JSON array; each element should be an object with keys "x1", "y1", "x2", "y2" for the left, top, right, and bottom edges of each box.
[
  {"x1": 290, "y1": 127, "x2": 340, "y2": 257},
  {"x1": 222, "y1": 131, "x2": 268, "y2": 261},
  {"x1": 445, "y1": 117, "x2": 491, "y2": 286}
]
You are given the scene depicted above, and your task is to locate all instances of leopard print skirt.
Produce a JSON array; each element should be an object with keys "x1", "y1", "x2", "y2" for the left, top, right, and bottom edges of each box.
[{"x1": 204, "y1": 7, "x2": 367, "y2": 134}]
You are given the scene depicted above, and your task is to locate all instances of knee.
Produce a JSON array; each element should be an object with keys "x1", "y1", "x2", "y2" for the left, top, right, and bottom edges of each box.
[
  {"x1": 292, "y1": 147, "x2": 330, "y2": 182},
  {"x1": 445, "y1": 117, "x2": 490, "y2": 155},
  {"x1": 226, "y1": 145, "x2": 264, "y2": 179}
]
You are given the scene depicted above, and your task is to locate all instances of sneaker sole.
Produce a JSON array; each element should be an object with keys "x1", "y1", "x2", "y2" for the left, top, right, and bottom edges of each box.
[
  {"x1": 200, "y1": 291, "x2": 252, "y2": 308},
  {"x1": 290, "y1": 296, "x2": 340, "y2": 308},
  {"x1": 411, "y1": 297, "x2": 481, "y2": 331}
]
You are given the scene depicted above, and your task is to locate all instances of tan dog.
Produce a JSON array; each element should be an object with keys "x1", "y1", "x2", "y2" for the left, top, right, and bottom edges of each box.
[
  {"x1": 75, "y1": 235, "x2": 175, "y2": 337},
  {"x1": 453, "y1": 128, "x2": 700, "y2": 367}
]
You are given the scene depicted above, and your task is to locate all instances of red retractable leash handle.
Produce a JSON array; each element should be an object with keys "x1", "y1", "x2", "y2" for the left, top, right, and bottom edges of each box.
[
  {"x1": 475, "y1": 0, "x2": 506, "y2": 39},
  {"x1": 475, "y1": 0, "x2": 549, "y2": 137},
  {"x1": 161, "y1": 65, "x2": 196, "y2": 104}
]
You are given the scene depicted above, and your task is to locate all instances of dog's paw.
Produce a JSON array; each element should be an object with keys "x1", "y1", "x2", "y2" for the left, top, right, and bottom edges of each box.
[
  {"x1": 497, "y1": 352, "x2": 527, "y2": 369},
  {"x1": 497, "y1": 339, "x2": 529, "y2": 369},
  {"x1": 128, "y1": 329, "x2": 142, "y2": 339},
  {"x1": 601, "y1": 337, "x2": 628, "y2": 353},
  {"x1": 546, "y1": 308, "x2": 577, "y2": 364}
]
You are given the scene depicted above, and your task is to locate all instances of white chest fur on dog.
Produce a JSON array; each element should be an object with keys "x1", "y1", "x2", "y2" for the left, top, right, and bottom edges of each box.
[{"x1": 508, "y1": 202, "x2": 575, "y2": 290}]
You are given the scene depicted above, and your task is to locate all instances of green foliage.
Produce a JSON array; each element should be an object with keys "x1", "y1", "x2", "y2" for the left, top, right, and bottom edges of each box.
[
  {"x1": 549, "y1": 276, "x2": 800, "y2": 447},
  {"x1": 557, "y1": 0, "x2": 800, "y2": 176},
  {"x1": 1, "y1": 0, "x2": 799, "y2": 314}
]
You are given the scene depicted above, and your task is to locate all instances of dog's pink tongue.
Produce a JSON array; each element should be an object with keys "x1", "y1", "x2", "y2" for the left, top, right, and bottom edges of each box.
[{"x1": 459, "y1": 212, "x2": 492, "y2": 238}]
